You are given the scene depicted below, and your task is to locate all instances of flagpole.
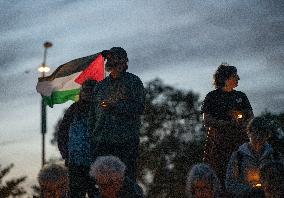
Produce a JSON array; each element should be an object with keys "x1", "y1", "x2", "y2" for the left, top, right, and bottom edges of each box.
[{"x1": 39, "y1": 41, "x2": 52, "y2": 167}]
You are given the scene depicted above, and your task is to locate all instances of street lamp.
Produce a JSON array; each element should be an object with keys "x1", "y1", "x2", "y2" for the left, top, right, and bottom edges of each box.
[{"x1": 38, "y1": 41, "x2": 52, "y2": 167}]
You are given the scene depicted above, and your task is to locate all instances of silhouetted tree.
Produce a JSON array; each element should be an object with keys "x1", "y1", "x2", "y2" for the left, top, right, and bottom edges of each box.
[
  {"x1": 30, "y1": 185, "x2": 40, "y2": 198},
  {"x1": 0, "y1": 164, "x2": 27, "y2": 198},
  {"x1": 137, "y1": 79, "x2": 205, "y2": 198}
]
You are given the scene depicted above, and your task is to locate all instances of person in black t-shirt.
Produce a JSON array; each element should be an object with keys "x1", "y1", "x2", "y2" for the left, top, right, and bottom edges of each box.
[{"x1": 201, "y1": 63, "x2": 254, "y2": 189}]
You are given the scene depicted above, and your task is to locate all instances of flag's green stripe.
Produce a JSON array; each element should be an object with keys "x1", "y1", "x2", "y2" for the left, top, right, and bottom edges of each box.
[{"x1": 43, "y1": 89, "x2": 80, "y2": 107}]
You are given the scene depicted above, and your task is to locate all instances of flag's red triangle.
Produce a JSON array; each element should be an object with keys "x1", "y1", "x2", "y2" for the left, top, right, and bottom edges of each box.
[{"x1": 75, "y1": 54, "x2": 105, "y2": 84}]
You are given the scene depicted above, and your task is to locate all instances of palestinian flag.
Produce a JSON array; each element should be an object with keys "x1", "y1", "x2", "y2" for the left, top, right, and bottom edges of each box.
[{"x1": 36, "y1": 53, "x2": 105, "y2": 107}]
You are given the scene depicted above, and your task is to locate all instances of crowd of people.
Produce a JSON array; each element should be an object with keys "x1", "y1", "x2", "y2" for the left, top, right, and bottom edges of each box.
[{"x1": 37, "y1": 48, "x2": 283, "y2": 198}]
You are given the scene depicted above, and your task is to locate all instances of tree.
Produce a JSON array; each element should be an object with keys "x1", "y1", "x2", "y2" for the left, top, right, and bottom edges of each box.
[
  {"x1": 0, "y1": 164, "x2": 27, "y2": 198},
  {"x1": 137, "y1": 79, "x2": 205, "y2": 198}
]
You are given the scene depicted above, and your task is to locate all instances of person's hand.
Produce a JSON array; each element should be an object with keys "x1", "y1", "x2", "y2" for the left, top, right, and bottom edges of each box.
[
  {"x1": 100, "y1": 100, "x2": 114, "y2": 110},
  {"x1": 230, "y1": 110, "x2": 244, "y2": 122},
  {"x1": 228, "y1": 110, "x2": 245, "y2": 128}
]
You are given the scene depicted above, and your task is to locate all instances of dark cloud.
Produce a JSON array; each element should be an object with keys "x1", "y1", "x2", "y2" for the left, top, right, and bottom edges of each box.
[
  {"x1": 125, "y1": 0, "x2": 284, "y2": 73},
  {"x1": 249, "y1": 87, "x2": 284, "y2": 114},
  {"x1": 0, "y1": 0, "x2": 283, "y2": 111}
]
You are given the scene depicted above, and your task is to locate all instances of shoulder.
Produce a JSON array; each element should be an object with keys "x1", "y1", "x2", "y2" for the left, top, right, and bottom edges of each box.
[
  {"x1": 234, "y1": 90, "x2": 248, "y2": 97},
  {"x1": 206, "y1": 89, "x2": 220, "y2": 97},
  {"x1": 125, "y1": 72, "x2": 143, "y2": 82},
  {"x1": 231, "y1": 143, "x2": 247, "y2": 161},
  {"x1": 203, "y1": 90, "x2": 219, "y2": 101},
  {"x1": 95, "y1": 77, "x2": 109, "y2": 90},
  {"x1": 230, "y1": 150, "x2": 239, "y2": 160}
]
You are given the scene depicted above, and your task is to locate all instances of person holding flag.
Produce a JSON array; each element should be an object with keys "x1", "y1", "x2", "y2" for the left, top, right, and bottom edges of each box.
[
  {"x1": 37, "y1": 50, "x2": 108, "y2": 198},
  {"x1": 88, "y1": 47, "x2": 145, "y2": 181}
]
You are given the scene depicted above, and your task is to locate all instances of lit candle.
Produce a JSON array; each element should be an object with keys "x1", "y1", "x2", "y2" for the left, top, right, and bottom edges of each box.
[
  {"x1": 255, "y1": 183, "x2": 262, "y2": 187},
  {"x1": 237, "y1": 114, "x2": 243, "y2": 119}
]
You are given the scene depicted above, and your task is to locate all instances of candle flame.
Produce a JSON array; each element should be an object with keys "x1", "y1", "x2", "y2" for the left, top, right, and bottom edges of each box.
[
  {"x1": 237, "y1": 114, "x2": 243, "y2": 119},
  {"x1": 255, "y1": 183, "x2": 262, "y2": 187}
]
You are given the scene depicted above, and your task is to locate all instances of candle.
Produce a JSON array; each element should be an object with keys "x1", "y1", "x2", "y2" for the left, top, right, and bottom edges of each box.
[{"x1": 237, "y1": 114, "x2": 243, "y2": 119}]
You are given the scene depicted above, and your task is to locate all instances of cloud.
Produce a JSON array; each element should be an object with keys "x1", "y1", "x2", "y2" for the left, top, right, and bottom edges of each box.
[{"x1": 0, "y1": 0, "x2": 283, "y2": 106}]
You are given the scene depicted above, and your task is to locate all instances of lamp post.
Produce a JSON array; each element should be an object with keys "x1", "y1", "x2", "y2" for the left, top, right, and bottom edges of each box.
[{"x1": 38, "y1": 41, "x2": 52, "y2": 167}]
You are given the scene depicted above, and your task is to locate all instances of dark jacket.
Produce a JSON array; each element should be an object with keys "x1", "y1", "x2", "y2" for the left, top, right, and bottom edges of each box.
[
  {"x1": 118, "y1": 177, "x2": 144, "y2": 198},
  {"x1": 88, "y1": 72, "x2": 145, "y2": 146},
  {"x1": 57, "y1": 101, "x2": 92, "y2": 164},
  {"x1": 57, "y1": 103, "x2": 77, "y2": 161}
]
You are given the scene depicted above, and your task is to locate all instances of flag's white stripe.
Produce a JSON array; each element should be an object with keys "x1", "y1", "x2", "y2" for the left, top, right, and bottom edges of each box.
[{"x1": 36, "y1": 72, "x2": 82, "y2": 97}]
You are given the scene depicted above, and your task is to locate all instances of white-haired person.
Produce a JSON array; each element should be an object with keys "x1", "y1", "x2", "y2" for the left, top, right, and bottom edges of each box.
[
  {"x1": 89, "y1": 155, "x2": 143, "y2": 198},
  {"x1": 38, "y1": 163, "x2": 69, "y2": 198},
  {"x1": 225, "y1": 117, "x2": 280, "y2": 197},
  {"x1": 185, "y1": 163, "x2": 222, "y2": 198}
]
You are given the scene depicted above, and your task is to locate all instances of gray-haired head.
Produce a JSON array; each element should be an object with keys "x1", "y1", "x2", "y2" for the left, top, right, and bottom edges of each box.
[
  {"x1": 89, "y1": 155, "x2": 126, "y2": 178},
  {"x1": 38, "y1": 163, "x2": 68, "y2": 184},
  {"x1": 185, "y1": 163, "x2": 221, "y2": 198}
]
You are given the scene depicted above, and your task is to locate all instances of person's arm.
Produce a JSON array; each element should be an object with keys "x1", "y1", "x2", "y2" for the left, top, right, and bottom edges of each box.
[
  {"x1": 88, "y1": 86, "x2": 99, "y2": 135},
  {"x1": 240, "y1": 109, "x2": 254, "y2": 129},
  {"x1": 240, "y1": 93, "x2": 254, "y2": 128},
  {"x1": 57, "y1": 105, "x2": 75, "y2": 162},
  {"x1": 225, "y1": 152, "x2": 252, "y2": 196},
  {"x1": 203, "y1": 112, "x2": 238, "y2": 128}
]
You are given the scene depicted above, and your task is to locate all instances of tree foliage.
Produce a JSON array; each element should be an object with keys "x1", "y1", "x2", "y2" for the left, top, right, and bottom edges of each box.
[
  {"x1": 0, "y1": 164, "x2": 27, "y2": 198},
  {"x1": 137, "y1": 79, "x2": 205, "y2": 198}
]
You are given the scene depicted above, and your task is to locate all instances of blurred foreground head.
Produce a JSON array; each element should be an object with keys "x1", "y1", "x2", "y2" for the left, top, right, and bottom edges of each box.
[
  {"x1": 186, "y1": 163, "x2": 221, "y2": 198},
  {"x1": 38, "y1": 163, "x2": 69, "y2": 198},
  {"x1": 90, "y1": 155, "x2": 126, "y2": 198}
]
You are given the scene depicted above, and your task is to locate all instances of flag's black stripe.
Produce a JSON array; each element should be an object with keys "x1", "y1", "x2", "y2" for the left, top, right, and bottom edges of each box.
[{"x1": 38, "y1": 53, "x2": 99, "y2": 82}]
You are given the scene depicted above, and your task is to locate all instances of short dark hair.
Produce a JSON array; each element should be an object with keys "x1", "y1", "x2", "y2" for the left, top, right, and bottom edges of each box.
[
  {"x1": 105, "y1": 47, "x2": 128, "y2": 63},
  {"x1": 213, "y1": 63, "x2": 237, "y2": 89},
  {"x1": 247, "y1": 117, "x2": 272, "y2": 139}
]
